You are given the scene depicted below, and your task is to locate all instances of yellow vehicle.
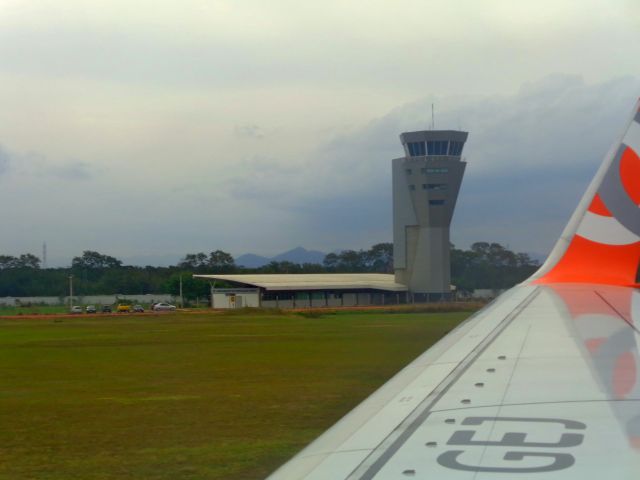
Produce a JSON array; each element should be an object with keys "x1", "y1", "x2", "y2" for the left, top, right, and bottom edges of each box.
[{"x1": 116, "y1": 304, "x2": 131, "y2": 313}]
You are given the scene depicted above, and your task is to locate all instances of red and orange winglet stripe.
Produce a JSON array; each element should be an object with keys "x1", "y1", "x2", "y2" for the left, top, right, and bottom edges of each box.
[
  {"x1": 535, "y1": 104, "x2": 640, "y2": 287},
  {"x1": 534, "y1": 234, "x2": 640, "y2": 286}
]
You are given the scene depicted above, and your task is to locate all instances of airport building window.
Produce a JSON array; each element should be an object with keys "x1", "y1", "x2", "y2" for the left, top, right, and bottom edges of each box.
[
  {"x1": 427, "y1": 140, "x2": 449, "y2": 155},
  {"x1": 409, "y1": 184, "x2": 416, "y2": 191},
  {"x1": 262, "y1": 292, "x2": 294, "y2": 301},
  {"x1": 449, "y1": 141, "x2": 464, "y2": 156},
  {"x1": 426, "y1": 183, "x2": 447, "y2": 190},
  {"x1": 429, "y1": 199, "x2": 445, "y2": 206},
  {"x1": 425, "y1": 167, "x2": 449, "y2": 174},
  {"x1": 407, "y1": 141, "x2": 426, "y2": 156},
  {"x1": 405, "y1": 168, "x2": 412, "y2": 175}
]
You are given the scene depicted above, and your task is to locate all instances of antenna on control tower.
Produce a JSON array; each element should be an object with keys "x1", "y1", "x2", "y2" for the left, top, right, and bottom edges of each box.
[{"x1": 431, "y1": 103, "x2": 435, "y2": 130}]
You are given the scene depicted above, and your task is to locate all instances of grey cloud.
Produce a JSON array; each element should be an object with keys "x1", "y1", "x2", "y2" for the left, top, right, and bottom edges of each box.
[
  {"x1": 222, "y1": 154, "x2": 303, "y2": 205},
  {"x1": 226, "y1": 176, "x2": 292, "y2": 205},
  {"x1": 0, "y1": 145, "x2": 10, "y2": 175},
  {"x1": 3, "y1": 12, "x2": 634, "y2": 96},
  {"x1": 0, "y1": 145, "x2": 97, "y2": 181},
  {"x1": 44, "y1": 161, "x2": 96, "y2": 180},
  {"x1": 169, "y1": 74, "x2": 640, "y2": 255},
  {"x1": 2, "y1": 72, "x2": 639, "y2": 260},
  {"x1": 624, "y1": 0, "x2": 640, "y2": 23},
  {"x1": 247, "y1": 74, "x2": 640, "y2": 254},
  {"x1": 0, "y1": 25, "x2": 358, "y2": 89},
  {"x1": 234, "y1": 125, "x2": 265, "y2": 139},
  {"x1": 0, "y1": 1, "x2": 637, "y2": 106},
  {"x1": 317, "y1": 75, "x2": 640, "y2": 178},
  {"x1": 239, "y1": 154, "x2": 298, "y2": 176}
]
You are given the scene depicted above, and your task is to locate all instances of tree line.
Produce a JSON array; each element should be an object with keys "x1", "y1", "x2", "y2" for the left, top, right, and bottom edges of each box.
[
  {"x1": 0, "y1": 243, "x2": 539, "y2": 299},
  {"x1": 451, "y1": 242, "x2": 540, "y2": 291}
]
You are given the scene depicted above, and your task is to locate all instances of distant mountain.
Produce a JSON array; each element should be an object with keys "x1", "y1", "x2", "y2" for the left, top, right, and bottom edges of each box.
[
  {"x1": 236, "y1": 247, "x2": 327, "y2": 268},
  {"x1": 271, "y1": 247, "x2": 326, "y2": 264},
  {"x1": 235, "y1": 253, "x2": 271, "y2": 268}
]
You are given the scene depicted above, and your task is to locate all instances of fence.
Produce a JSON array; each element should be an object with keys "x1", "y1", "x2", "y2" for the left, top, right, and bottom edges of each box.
[{"x1": 0, "y1": 294, "x2": 176, "y2": 307}]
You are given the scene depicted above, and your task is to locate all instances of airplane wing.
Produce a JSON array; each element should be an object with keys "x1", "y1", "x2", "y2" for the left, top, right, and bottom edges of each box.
[{"x1": 267, "y1": 99, "x2": 640, "y2": 479}]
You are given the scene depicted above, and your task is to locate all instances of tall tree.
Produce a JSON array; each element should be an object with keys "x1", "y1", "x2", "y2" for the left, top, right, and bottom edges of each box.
[
  {"x1": 0, "y1": 255, "x2": 17, "y2": 269},
  {"x1": 72, "y1": 251, "x2": 122, "y2": 269},
  {"x1": 15, "y1": 254, "x2": 41, "y2": 269},
  {"x1": 0, "y1": 254, "x2": 40, "y2": 269},
  {"x1": 366, "y1": 243, "x2": 393, "y2": 272},
  {"x1": 178, "y1": 253, "x2": 208, "y2": 269},
  {"x1": 207, "y1": 250, "x2": 235, "y2": 272},
  {"x1": 165, "y1": 273, "x2": 210, "y2": 301},
  {"x1": 322, "y1": 253, "x2": 339, "y2": 269}
]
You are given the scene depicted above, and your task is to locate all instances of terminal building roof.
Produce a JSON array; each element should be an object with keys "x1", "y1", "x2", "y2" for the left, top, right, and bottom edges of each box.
[{"x1": 193, "y1": 273, "x2": 408, "y2": 292}]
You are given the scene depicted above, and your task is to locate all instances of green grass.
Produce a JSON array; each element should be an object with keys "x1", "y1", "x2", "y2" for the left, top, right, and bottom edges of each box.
[
  {"x1": 0, "y1": 305, "x2": 71, "y2": 315},
  {"x1": 0, "y1": 309, "x2": 471, "y2": 479}
]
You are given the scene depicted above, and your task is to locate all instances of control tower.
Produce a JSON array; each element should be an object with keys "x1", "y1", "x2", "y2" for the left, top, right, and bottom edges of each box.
[{"x1": 392, "y1": 130, "x2": 468, "y2": 300}]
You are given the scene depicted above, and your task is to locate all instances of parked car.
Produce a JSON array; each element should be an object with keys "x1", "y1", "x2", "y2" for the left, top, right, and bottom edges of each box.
[
  {"x1": 85, "y1": 305, "x2": 97, "y2": 314},
  {"x1": 117, "y1": 304, "x2": 131, "y2": 313},
  {"x1": 132, "y1": 305, "x2": 145, "y2": 313},
  {"x1": 101, "y1": 305, "x2": 112, "y2": 313},
  {"x1": 70, "y1": 306, "x2": 83, "y2": 314},
  {"x1": 152, "y1": 302, "x2": 176, "y2": 311}
]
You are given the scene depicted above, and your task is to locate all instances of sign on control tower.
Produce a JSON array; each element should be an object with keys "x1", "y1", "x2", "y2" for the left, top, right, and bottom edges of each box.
[{"x1": 392, "y1": 130, "x2": 468, "y2": 300}]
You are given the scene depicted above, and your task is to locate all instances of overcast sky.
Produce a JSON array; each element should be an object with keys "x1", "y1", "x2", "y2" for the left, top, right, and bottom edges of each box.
[{"x1": 0, "y1": 0, "x2": 639, "y2": 266}]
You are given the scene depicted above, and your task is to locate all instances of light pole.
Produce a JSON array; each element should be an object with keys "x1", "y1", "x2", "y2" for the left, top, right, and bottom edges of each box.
[
  {"x1": 68, "y1": 274, "x2": 74, "y2": 311},
  {"x1": 179, "y1": 274, "x2": 183, "y2": 308}
]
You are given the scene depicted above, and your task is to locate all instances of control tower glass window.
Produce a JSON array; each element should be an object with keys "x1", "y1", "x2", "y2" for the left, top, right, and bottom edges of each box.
[
  {"x1": 427, "y1": 141, "x2": 449, "y2": 155},
  {"x1": 449, "y1": 141, "x2": 464, "y2": 156},
  {"x1": 407, "y1": 141, "x2": 426, "y2": 156}
]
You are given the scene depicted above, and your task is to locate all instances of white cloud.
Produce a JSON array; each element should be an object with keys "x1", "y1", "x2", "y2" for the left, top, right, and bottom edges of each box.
[{"x1": 234, "y1": 125, "x2": 265, "y2": 140}]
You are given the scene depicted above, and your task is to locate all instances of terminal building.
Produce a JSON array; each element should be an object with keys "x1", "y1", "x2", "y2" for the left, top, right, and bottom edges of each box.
[
  {"x1": 200, "y1": 273, "x2": 407, "y2": 309},
  {"x1": 195, "y1": 129, "x2": 468, "y2": 308}
]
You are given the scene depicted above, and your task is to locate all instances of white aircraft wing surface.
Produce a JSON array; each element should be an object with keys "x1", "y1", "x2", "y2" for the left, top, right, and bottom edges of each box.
[{"x1": 267, "y1": 99, "x2": 640, "y2": 479}]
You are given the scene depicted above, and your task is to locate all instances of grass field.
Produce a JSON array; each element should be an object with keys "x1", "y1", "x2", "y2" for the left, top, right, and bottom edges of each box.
[
  {"x1": 0, "y1": 305, "x2": 71, "y2": 315},
  {"x1": 0, "y1": 309, "x2": 471, "y2": 480}
]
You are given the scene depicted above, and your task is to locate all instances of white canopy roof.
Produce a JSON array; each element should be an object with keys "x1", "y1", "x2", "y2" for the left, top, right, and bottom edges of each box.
[{"x1": 193, "y1": 273, "x2": 408, "y2": 292}]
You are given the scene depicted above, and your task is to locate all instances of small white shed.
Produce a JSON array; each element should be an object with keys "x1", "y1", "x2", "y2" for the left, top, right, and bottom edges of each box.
[{"x1": 211, "y1": 288, "x2": 260, "y2": 309}]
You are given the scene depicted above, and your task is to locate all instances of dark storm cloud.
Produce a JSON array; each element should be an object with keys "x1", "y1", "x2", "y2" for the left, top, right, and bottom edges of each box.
[{"x1": 281, "y1": 75, "x2": 640, "y2": 253}]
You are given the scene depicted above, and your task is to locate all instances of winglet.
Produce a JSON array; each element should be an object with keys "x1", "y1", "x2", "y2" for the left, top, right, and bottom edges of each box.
[{"x1": 531, "y1": 99, "x2": 640, "y2": 286}]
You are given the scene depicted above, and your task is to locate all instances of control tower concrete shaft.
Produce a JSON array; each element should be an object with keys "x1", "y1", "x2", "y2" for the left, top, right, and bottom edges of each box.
[{"x1": 392, "y1": 130, "x2": 468, "y2": 299}]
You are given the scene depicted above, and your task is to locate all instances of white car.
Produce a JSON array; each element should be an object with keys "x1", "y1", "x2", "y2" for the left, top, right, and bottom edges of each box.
[
  {"x1": 70, "y1": 306, "x2": 83, "y2": 314},
  {"x1": 152, "y1": 302, "x2": 176, "y2": 311}
]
